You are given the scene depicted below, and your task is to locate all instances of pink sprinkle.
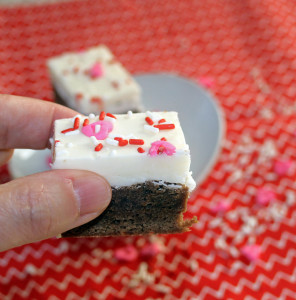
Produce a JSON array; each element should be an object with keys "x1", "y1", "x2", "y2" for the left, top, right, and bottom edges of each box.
[
  {"x1": 256, "y1": 188, "x2": 276, "y2": 205},
  {"x1": 149, "y1": 140, "x2": 176, "y2": 157},
  {"x1": 81, "y1": 120, "x2": 113, "y2": 140},
  {"x1": 114, "y1": 245, "x2": 138, "y2": 262},
  {"x1": 198, "y1": 77, "x2": 215, "y2": 88},
  {"x1": 141, "y1": 243, "x2": 161, "y2": 258},
  {"x1": 240, "y1": 245, "x2": 261, "y2": 262},
  {"x1": 210, "y1": 200, "x2": 231, "y2": 214},
  {"x1": 274, "y1": 159, "x2": 292, "y2": 176},
  {"x1": 89, "y1": 62, "x2": 104, "y2": 79}
]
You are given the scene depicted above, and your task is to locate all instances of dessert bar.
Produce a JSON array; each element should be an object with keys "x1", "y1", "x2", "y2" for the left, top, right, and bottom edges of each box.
[
  {"x1": 47, "y1": 45, "x2": 142, "y2": 114},
  {"x1": 51, "y1": 111, "x2": 196, "y2": 236}
]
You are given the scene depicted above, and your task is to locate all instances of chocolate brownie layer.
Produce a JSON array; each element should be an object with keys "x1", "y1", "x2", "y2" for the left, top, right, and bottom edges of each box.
[{"x1": 62, "y1": 181, "x2": 197, "y2": 237}]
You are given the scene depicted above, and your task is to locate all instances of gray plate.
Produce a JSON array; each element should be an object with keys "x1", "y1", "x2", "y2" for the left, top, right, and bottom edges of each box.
[
  {"x1": 9, "y1": 73, "x2": 225, "y2": 184},
  {"x1": 9, "y1": 148, "x2": 52, "y2": 179},
  {"x1": 135, "y1": 73, "x2": 225, "y2": 184}
]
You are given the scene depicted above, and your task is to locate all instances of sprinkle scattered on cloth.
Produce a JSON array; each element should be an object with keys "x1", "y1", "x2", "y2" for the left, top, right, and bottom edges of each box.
[{"x1": 0, "y1": 1, "x2": 296, "y2": 299}]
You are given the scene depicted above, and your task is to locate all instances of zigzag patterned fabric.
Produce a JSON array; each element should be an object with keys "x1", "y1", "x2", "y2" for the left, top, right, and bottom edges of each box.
[{"x1": 1, "y1": 0, "x2": 296, "y2": 299}]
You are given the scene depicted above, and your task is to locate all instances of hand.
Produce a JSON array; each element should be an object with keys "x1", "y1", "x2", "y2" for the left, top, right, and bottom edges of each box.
[{"x1": 0, "y1": 95, "x2": 112, "y2": 252}]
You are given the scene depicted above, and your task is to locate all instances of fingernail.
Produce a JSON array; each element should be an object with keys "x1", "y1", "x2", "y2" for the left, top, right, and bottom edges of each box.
[{"x1": 72, "y1": 175, "x2": 111, "y2": 216}]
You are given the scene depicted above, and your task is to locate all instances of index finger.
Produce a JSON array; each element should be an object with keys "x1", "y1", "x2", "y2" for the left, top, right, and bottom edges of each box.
[{"x1": 0, "y1": 94, "x2": 78, "y2": 149}]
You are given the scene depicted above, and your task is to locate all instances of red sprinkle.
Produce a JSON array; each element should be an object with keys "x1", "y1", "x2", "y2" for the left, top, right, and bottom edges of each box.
[
  {"x1": 145, "y1": 117, "x2": 154, "y2": 125},
  {"x1": 106, "y1": 113, "x2": 117, "y2": 119},
  {"x1": 114, "y1": 137, "x2": 128, "y2": 146},
  {"x1": 158, "y1": 119, "x2": 166, "y2": 124},
  {"x1": 95, "y1": 143, "x2": 103, "y2": 152},
  {"x1": 129, "y1": 139, "x2": 144, "y2": 145},
  {"x1": 73, "y1": 66, "x2": 79, "y2": 73},
  {"x1": 119, "y1": 139, "x2": 128, "y2": 147},
  {"x1": 111, "y1": 81, "x2": 120, "y2": 89},
  {"x1": 61, "y1": 128, "x2": 75, "y2": 134},
  {"x1": 154, "y1": 124, "x2": 175, "y2": 130},
  {"x1": 61, "y1": 117, "x2": 80, "y2": 134},
  {"x1": 161, "y1": 137, "x2": 167, "y2": 141},
  {"x1": 75, "y1": 93, "x2": 83, "y2": 101},
  {"x1": 91, "y1": 97, "x2": 103, "y2": 104},
  {"x1": 91, "y1": 97, "x2": 104, "y2": 111},
  {"x1": 137, "y1": 147, "x2": 145, "y2": 153},
  {"x1": 74, "y1": 117, "x2": 80, "y2": 129},
  {"x1": 99, "y1": 111, "x2": 106, "y2": 120},
  {"x1": 83, "y1": 119, "x2": 89, "y2": 126},
  {"x1": 54, "y1": 140, "x2": 60, "y2": 145}
]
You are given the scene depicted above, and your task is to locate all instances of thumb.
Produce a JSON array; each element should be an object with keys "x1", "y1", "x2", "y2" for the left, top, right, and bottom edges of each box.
[{"x1": 0, "y1": 170, "x2": 111, "y2": 252}]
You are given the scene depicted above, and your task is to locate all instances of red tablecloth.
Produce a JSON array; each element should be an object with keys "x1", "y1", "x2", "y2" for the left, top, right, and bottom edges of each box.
[{"x1": 1, "y1": 0, "x2": 296, "y2": 299}]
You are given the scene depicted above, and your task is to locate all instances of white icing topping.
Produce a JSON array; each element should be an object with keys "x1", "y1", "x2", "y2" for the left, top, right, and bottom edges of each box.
[
  {"x1": 64, "y1": 129, "x2": 80, "y2": 136},
  {"x1": 52, "y1": 112, "x2": 195, "y2": 191},
  {"x1": 110, "y1": 150, "x2": 117, "y2": 156},
  {"x1": 108, "y1": 133, "x2": 123, "y2": 139},
  {"x1": 144, "y1": 125, "x2": 159, "y2": 134},
  {"x1": 47, "y1": 45, "x2": 142, "y2": 114},
  {"x1": 106, "y1": 138, "x2": 119, "y2": 146},
  {"x1": 90, "y1": 136, "x2": 99, "y2": 145},
  {"x1": 186, "y1": 173, "x2": 197, "y2": 192},
  {"x1": 105, "y1": 116, "x2": 116, "y2": 124},
  {"x1": 146, "y1": 111, "x2": 161, "y2": 122},
  {"x1": 56, "y1": 150, "x2": 69, "y2": 156},
  {"x1": 66, "y1": 143, "x2": 74, "y2": 148},
  {"x1": 126, "y1": 134, "x2": 137, "y2": 139}
]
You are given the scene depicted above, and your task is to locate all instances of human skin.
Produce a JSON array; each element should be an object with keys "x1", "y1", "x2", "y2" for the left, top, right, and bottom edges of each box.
[{"x1": 0, "y1": 95, "x2": 112, "y2": 252}]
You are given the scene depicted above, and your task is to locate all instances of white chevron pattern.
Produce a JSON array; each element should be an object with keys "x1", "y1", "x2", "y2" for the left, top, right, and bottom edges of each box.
[{"x1": 1, "y1": 0, "x2": 296, "y2": 299}]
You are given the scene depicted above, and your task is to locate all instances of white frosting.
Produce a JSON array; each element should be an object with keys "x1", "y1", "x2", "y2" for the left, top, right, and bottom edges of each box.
[
  {"x1": 52, "y1": 112, "x2": 196, "y2": 191},
  {"x1": 47, "y1": 45, "x2": 142, "y2": 114}
]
